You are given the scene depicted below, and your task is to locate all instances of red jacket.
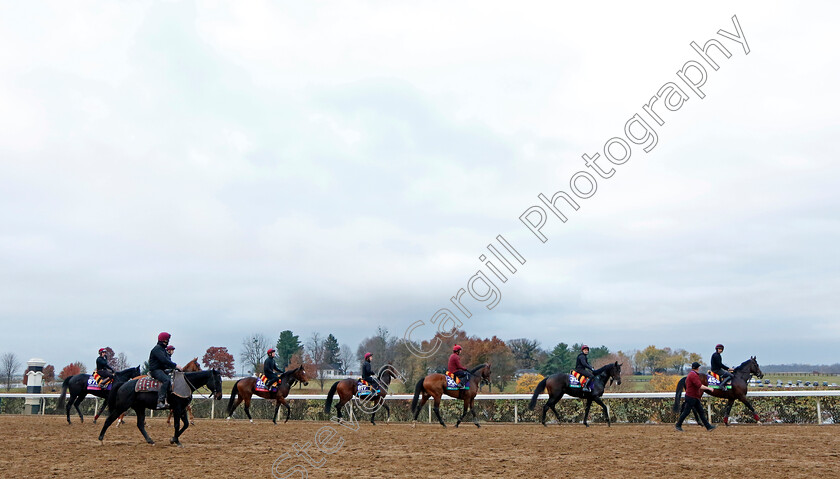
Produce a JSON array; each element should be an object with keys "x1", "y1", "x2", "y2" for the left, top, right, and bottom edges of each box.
[
  {"x1": 685, "y1": 370, "x2": 704, "y2": 399},
  {"x1": 448, "y1": 353, "x2": 466, "y2": 373}
]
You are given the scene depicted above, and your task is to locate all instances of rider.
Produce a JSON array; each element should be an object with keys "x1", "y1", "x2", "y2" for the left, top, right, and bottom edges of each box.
[
  {"x1": 711, "y1": 344, "x2": 734, "y2": 389},
  {"x1": 95, "y1": 348, "x2": 115, "y2": 385},
  {"x1": 575, "y1": 345, "x2": 598, "y2": 393},
  {"x1": 263, "y1": 348, "x2": 284, "y2": 390},
  {"x1": 361, "y1": 352, "x2": 380, "y2": 391},
  {"x1": 448, "y1": 345, "x2": 469, "y2": 389},
  {"x1": 166, "y1": 345, "x2": 175, "y2": 356},
  {"x1": 149, "y1": 332, "x2": 180, "y2": 410}
]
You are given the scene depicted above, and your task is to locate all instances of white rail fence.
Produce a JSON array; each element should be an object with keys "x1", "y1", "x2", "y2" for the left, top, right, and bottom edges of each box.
[{"x1": 2, "y1": 391, "x2": 839, "y2": 424}]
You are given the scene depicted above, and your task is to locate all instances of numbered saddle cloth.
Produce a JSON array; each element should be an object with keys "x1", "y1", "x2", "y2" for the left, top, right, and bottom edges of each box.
[
  {"x1": 707, "y1": 372, "x2": 730, "y2": 389},
  {"x1": 87, "y1": 373, "x2": 111, "y2": 391},
  {"x1": 356, "y1": 379, "x2": 377, "y2": 396},
  {"x1": 569, "y1": 370, "x2": 587, "y2": 388},
  {"x1": 445, "y1": 371, "x2": 468, "y2": 390},
  {"x1": 256, "y1": 374, "x2": 279, "y2": 392}
]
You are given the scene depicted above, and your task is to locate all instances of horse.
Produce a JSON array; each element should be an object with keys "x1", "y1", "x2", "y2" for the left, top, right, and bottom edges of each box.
[
  {"x1": 98, "y1": 369, "x2": 223, "y2": 446},
  {"x1": 167, "y1": 358, "x2": 201, "y2": 425},
  {"x1": 410, "y1": 363, "x2": 492, "y2": 428},
  {"x1": 674, "y1": 356, "x2": 763, "y2": 426},
  {"x1": 226, "y1": 366, "x2": 310, "y2": 424},
  {"x1": 56, "y1": 365, "x2": 141, "y2": 424},
  {"x1": 324, "y1": 365, "x2": 400, "y2": 425},
  {"x1": 528, "y1": 362, "x2": 623, "y2": 427}
]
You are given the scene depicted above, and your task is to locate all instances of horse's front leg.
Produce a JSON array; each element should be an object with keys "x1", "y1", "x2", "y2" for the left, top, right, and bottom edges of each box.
[
  {"x1": 93, "y1": 396, "x2": 108, "y2": 423},
  {"x1": 135, "y1": 406, "x2": 154, "y2": 445},
  {"x1": 73, "y1": 396, "x2": 85, "y2": 423},
  {"x1": 723, "y1": 399, "x2": 735, "y2": 426},
  {"x1": 280, "y1": 397, "x2": 292, "y2": 423},
  {"x1": 455, "y1": 401, "x2": 469, "y2": 428},
  {"x1": 593, "y1": 396, "x2": 610, "y2": 427},
  {"x1": 742, "y1": 397, "x2": 760, "y2": 423},
  {"x1": 583, "y1": 398, "x2": 593, "y2": 427}
]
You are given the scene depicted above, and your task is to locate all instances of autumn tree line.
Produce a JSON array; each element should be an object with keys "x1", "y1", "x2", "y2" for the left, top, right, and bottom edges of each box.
[{"x1": 0, "y1": 330, "x2": 731, "y2": 392}]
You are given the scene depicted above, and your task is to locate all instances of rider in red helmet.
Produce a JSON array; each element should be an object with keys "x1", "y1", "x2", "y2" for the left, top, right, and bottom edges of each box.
[
  {"x1": 361, "y1": 352, "x2": 380, "y2": 391},
  {"x1": 165, "y1": 345, "x2": 175, "y2": 356},
  {"x1": 95, "y1": 348, "x2": 115, "y2": 385},
  {"x1": 574, "y1": 345, "x2": 599, "y2": 394},
  {"x1": 149, "y1": 332, "x2": 180, "y2": 409},
  {"x1": 711, "y1": 344, "x2": 734, "y2": 389},
  {"x1": 448, "y1": 345, "x2": 469, "y2": 388},
  {"x1": 263, "y1": 348, "x2": 284, "y2": 390}
]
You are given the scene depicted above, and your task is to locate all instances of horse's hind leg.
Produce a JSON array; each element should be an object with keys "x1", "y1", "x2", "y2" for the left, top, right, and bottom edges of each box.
[
  {"x1": 93, "y1": 397, "x2": 108, "y2": 423},
  {"x1": 432, "y1": 396, "x2": 446, "y2": 427},
  {"x1": 98, "y1": 405, "x2": 129, "y2": 442},
  {"x1": 594, "y1": 397, "x2": 610, "y2": 427},
  {"x1": 583, "y1": 399, "x2": 593, "y2": 427},
  {"x1": 64, "y1": 395, "x2": 74, "y2": 424},
  {"x1": 227, "y1": 396, "x2": 244, "y2": 420},
  {"x1": 244, "y1": 397, "x2": 253, "y2": 423},
  {"x1": 742, "y1": 398, "x2": 760, "y2": 423},
  {"x1": 455, "y1": 401, "x2": 469, "y2": 428},
  {"x1": 73, "y1": 396, "x2": 85, "y2": 423},
  {"x1": 412, "y1": 394, "x2": 429, "y2": 422}
]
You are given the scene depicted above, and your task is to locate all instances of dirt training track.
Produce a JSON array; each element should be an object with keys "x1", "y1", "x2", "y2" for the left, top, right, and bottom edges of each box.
[{"x1": 1, "y1": 416, "x2": 839, "y2": 478}]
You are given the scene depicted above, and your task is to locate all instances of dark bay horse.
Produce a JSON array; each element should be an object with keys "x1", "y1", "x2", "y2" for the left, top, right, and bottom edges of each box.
[
  {"x1": 410, "y1": 363, "x2": 491, "y2": 428},
  {"x1": 324, "y1": 365, "x2": 401, "y2": 425},
  {"x1": 528, "y1": 362, "x2": 623, "y2": 426},
  {"x1": 57, "y1": 365, "x2": 141, "y2": 424},
  {"x1": 226, "y1": 366, "x2": 310, "y2": 424},
  {"x1": 674, "y1": 356, "x2": 763, "y2": 426},
  {"x1": 98, "y1": 369, "x2": 223, "y2": 446}
]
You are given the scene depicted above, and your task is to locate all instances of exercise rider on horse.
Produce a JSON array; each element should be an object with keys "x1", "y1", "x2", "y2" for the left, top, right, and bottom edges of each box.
[
  {"x1": 264, "y1": 348, "x2": 284, "y2": 390},
  {"x1": 575, "y1": 345, "x2": 597, "y2": 392},
  {"x1": 711, "y1": 344, "x2": 734, "y2": 389},
  {"x1": 95, "y1": 348, "x2": 115, "y2": 385},
  {"x1": 149, "y1": 332, "x2": 181, "y2": 410},
  {"x1": 361, "y1": 352, "x2": 380, "y2": 391},
  {"x1": 448, "y1": 345, "x2": 469, "y2": 388}
]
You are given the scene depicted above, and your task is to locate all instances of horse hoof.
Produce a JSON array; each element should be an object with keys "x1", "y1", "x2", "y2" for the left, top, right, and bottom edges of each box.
[
  {"x1": 249, "y1": 419, "x2": 254, "y2": 424},
  {"x1": 455, "y1": 423, "x2": 460, "y2": 428},
  {"x1": 474, "y1": 423, "x2": 480, "y2": 428},
  {"x1": 411, "y1": 422, "x2": 416, "y2": 429}
]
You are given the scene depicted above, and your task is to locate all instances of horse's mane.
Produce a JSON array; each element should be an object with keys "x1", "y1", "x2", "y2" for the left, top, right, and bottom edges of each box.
[
  {"x1": 115, "y1": 366, "x2": 141, "y2": 380},
  {"x1": 734, "y1": 358, "x2": 754, "y2": 370},
  {"x1": 593, "y1": 363, "x2": 612, "y2": 375},
  {"x1": 469, "y1": 363, "x2": 488, "y2": 374}
]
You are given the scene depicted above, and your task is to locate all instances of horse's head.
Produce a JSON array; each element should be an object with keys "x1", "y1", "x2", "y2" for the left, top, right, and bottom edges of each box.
[
  {"x1": 183, "y1": 358, "x2": 201, "y2": 372},
  {"x1": 478, "y1": 363, "x2": 492, "y2": 385},
  {"x1": 209, "y1": 369, "x2": 223, "y2": 400},
  {"x1": 749, "y1": 356, "x2": 763, "y2": 379},
  {"x1": 608, "y1": 362, "x2": 623, "y2": 386},
  {"x1": 292, "y1": 366, "x2": 309, "y2": 386}
]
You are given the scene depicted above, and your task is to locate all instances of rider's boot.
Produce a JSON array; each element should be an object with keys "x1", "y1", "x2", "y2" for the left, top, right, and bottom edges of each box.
[{"x1": 156, "y1": 387, "x2": 168, "y2": 410}]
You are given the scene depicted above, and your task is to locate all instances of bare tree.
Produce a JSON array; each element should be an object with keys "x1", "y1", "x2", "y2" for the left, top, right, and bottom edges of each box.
[
  {"x1": 339, "y1": 344, "x2": 354, "y2": 375},
  {"x1": 508, "y1": 338, "x2": 542, "y2": 370},
  {"x1": 1, "y1": 352, "x2": 22, "y2": 391},
  {"x1": 306, "y1": 332, "x2": 327, "y2": 391},
  {"x1": 112, "y1": 352, "x2": 130, "y2": 371},
  {"x1": 240, "y1": 333, "x2": 269, "y2": 375}
]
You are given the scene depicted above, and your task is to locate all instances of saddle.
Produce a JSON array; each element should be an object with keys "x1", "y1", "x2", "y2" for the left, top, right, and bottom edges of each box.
[
  {"x1": 256, "y1": 374, "x2": 280, "y2": 392},
  {"x1": 445, "y1": 371, "x2": 468, "y2": 390},
  {"x1": 87, "y1": 372, "x2": 112, "y2": 391},
  {"x1": 135, "y1": 371, "x2": 191, "y2": 398}
]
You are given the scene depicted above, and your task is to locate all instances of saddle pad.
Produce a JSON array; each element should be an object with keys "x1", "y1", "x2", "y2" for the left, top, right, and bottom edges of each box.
[
  {"x1": 706, "y1": 374, "x2": 731, "y2": 389},
  {"x1": 356, "y1": 380, "x2": 376, "y2": 396},
  {"x1": 256, "y1": 375, "x2": 279, "y2": 392},
  {"x1": 445, "y1": 373, "x2": 468, "y2": 390},
  {"x1": 87, "y1": 376, "x2": 105, "y2": 390},
  {"x1": 568, "y1": 373, "x2": 582, "y2": 388},
  {"x1": 171, "y1": 371, "x2": 190, "y2": 398},
  {"x1": 136, "y1": 376, "x2": 161, "y2": 393}
]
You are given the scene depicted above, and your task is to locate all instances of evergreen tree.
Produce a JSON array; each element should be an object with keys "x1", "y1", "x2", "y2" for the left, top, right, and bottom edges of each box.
[
  {"x1": 323, "y1": 334, "x2": 340, "y2": 366},
  {"x1": 276, "y1": 330, "x2": 302, "y2": 368},
  {"x1": 539, "y1": 342, "x2": 574, "y2": 376}
]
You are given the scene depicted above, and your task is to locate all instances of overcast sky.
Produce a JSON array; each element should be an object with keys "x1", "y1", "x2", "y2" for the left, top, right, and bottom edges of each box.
[{"x1": 1, "y1": 2, "x2": 838, "y2": 372}]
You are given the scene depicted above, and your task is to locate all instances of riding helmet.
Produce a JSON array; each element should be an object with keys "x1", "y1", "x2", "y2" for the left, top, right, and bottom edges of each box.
[
  {"x1": 453, "y1": 345, "x2": 462, "y2": 352},
  {"x1": 267, "y1": 348, "x2": 276, "y2": 355},
  {"x1": 158, "y1": 332, "x2": 171, "y2": 342},
  {"x1": 98, "y1": 348, "x2": 108, "y2": 354},
  {"x1": 364, "y1": 352, "x2": 373, "y2": 360},
  {"x1": 716, "y1": 344, "x2": 724, "y2": 350}
]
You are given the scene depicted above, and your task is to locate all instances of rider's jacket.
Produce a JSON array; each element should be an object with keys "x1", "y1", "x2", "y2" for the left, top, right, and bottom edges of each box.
[
  {"x1": 710, "y1": 352, "x2": 728, "y2": 371},
  {"x1": 149, "y1": 342, "x2": 176, "y2": 373},
  {"x1": 575, "y1": 353, "x2": 593, "y2": 372},
  {"x1": 448, "y1": 353, "x2": 466, "y2": 373},
  {"x1": 362, "y1": 360, "x2": 375, "y2": 382},
  {"x1": 264, "y1": 356, "x2": 282, "y2": 376},
  {"x1": 96, "y1": 356, "x2": 113, "y2": 372}
]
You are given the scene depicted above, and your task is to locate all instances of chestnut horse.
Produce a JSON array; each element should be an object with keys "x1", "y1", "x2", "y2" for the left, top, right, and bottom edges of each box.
[
  {"x1": 410, "y1": 363, "x2": 491, "y2": 428},
  {"x1": 324, "y1": 364, "x2": 401, "y2": 425},
  {"x1": 674, "y1": 356, "x2": 763, "y2": 426},
  {"x1": 226, "y1": 366, "x2": 310, "y2": 424}
]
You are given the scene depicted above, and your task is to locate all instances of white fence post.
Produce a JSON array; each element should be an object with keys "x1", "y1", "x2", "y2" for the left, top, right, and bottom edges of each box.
[
  {"x1": 707, "y1": 403, "x2": 712, "y2": 422},
  {"x1": 211, "y1": 399, "x2": 215, "y2": 420},
  {"x1": 816, "y1": 399, "x2": 822, "y2": 424},
  {"x1": 514, "y1": 401, "x2": 518, "y2": 424},
  {"x1": 428, "y1": 402, "x2": 432, "y2": 423}
]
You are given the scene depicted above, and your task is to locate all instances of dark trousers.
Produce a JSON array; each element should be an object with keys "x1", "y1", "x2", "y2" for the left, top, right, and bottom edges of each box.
[
  {"x1": 454, "y1": 371, "x2": 469, "y2": 387},
  {"x1": 97, "y1": 369, "x2": 115, "y2": 382},
  {"x1": 150, "y1": 369, "x2": 171, "y2": 403},
  {"x1": 677, "y1": 396, "x2": 712, "y2": 428},
  {"x1": 265, "y1": 372, "x2": 279, "y2": 388},
  {"x1": 362, "y1": 377, "x2": 380, "y2": 390}
]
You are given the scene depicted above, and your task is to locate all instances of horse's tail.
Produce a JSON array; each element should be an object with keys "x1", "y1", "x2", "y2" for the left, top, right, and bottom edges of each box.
[
  {"x1": 529, "y1": 377, "x2": 548, "y2": 410},
  {"x1": 324, "y1": 381, "x2": 339, "y2": 414},
  {"x1": 57, "y1": 376, "x2": 71, "y2": 409},
  {"x1": 227, "y1": 379, "x2": 241, "y2": 415},
  {"x1": 410, "y1": 378, "x2": 425, "y2": 414},
  {"x1": 673, "y1": 376, "x2": 687, "y2": 412}
]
